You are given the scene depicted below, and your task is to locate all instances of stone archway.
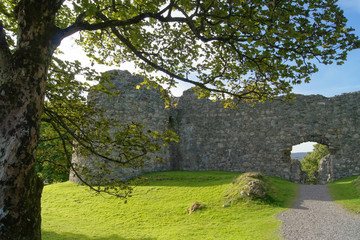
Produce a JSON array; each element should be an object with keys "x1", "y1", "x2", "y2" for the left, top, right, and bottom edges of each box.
[{"x1": 279, "y1": 135, "x2": 341, "y2": 184}]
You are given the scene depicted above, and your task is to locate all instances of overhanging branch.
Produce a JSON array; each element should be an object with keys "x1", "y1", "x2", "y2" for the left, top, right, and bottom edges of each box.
[
  {"x1": 52, "y1": 3, "x2": 253, "y2": 100},
  {"x1": 44, "y1": 106, "x2": 143, "y2": 166},
  {"x1": 54, "y1": 1, "x2": 241, "y2": 48},
  {"x1": 50, "y1": 119, "x2": 130, "y2": 198},
  {"x1": 108, "y1": 23, "x2": 253, "y2": 99},
  {"x1": 55, "y1": 8, "x2": 172, "y2": 43}
]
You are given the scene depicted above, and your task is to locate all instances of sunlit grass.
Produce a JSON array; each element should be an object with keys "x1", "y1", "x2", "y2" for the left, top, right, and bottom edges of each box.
[
  {"x1": 42, "y1": 171, "x2": 298, "y2": 240},
  {"x1": 328, "y1": 175, "x2": 360, "y2": 214}
]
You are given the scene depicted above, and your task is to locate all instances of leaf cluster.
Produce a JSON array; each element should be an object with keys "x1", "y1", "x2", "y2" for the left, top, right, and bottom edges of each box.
[{"x1": 36, "y1": 121, "x2": 71, "y2": 184}]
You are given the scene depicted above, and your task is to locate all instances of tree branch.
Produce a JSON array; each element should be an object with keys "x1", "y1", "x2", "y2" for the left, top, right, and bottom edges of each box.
[
  {"x1": 50, "y1": 119, "x2": 130, "y2": 198},
  {"x1": 55, "y1": 1, "x2": 241, "y2": 45},
  {"x1": 106, "y1": 22, "x2": 254, "y2": 99},
  {"x1": 50, "y1": 4, "x2": 252, "y2": 100},
  {"x1": 44, "y1": 106, "x2": 140, "y2": 165},
  {"x1": 55, "y1": 10, "x2": 161, "y2": 43}
]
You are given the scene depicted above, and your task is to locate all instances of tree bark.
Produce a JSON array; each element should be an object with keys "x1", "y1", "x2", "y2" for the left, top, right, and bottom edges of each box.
[
  {"x1": 0, "y1": 66, "x2": 46, "y2": 240},
  {"x1": 0, "y1": 1, "x2": 60, "y2": 239}
]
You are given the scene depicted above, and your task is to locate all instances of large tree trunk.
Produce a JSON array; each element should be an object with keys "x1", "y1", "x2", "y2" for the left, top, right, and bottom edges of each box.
[
  {"x1": 0, "y1": 68, "x2": 46, "y2": 239},
  {"x1": 0, "y1": 1, "x2": 59, "y2": 239}
]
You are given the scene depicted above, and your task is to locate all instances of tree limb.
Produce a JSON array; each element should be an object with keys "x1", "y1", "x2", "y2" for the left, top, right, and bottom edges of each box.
[
  {"x1": 54, "y1": 2, "x2": 243, "y2": 46},
  {"x1": 50, "y1": 3, "x2": 253, "y2": 100},
  {"x1": 50, "y1": 119, "x2": 130, "y2": 198},
  {"x1": 44, "y1": 106, "x2": 141, "y2": 165},
  {"x1": 106, "y1": 23, "x2": 253, "y2": 100},
  {"x1": 55, "y1": 10, "x2": 161, "y2": 43}
]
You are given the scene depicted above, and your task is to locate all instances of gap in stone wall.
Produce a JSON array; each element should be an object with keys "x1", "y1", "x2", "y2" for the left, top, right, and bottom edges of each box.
[{"x1": 291, "y1": 142, "x2": 330, "y2": 184}]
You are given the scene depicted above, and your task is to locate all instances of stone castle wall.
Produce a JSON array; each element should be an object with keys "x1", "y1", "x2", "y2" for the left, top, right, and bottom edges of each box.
[
  {"x1": 71, "y1": 70, "x2": 360, "y2": 184},
  {"x1": 70, "y1": 71, "x2": 171, "y2": 183}
]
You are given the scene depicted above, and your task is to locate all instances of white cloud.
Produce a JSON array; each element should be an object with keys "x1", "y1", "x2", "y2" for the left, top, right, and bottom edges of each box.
[{"x1": 292, "y1": 142, "x2": 316, "y2": 153}]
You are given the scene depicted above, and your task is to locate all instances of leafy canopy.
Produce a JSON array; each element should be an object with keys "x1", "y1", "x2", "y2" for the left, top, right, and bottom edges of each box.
[
  {"x1": 3, "y1": 0, "x2": 358, "y2": 101},
  {"x1": 63, "y1": 0, "x2": 359, "y2": 102}
]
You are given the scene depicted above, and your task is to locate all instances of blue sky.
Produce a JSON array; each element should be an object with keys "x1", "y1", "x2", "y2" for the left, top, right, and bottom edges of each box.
[
  {"x1": 293, "y1": 0, "x2": 360, "y2": 152},
  {"x1": 59, "y1": 1, "x2": 360, "y2": 152},
  {"x1": 292, "y1": 0, "x2": 360, "y2": 97}
]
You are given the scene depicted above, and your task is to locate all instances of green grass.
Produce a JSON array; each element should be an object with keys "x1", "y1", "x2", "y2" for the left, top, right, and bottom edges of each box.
[
  {"x1": 41, "y1": 171, "x2": 298, "y2": 240},
  {"x1": 327, "y1": 175, "x2": 360, "y2": 214}
]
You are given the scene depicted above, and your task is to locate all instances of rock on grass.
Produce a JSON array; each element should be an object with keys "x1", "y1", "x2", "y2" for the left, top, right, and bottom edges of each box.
[
  {"x1": 188, "y1": 201, "x2": 203, "y2": 214},
  {"x1": 224, "y1": 172, "x2": 269, "y2": 205}
]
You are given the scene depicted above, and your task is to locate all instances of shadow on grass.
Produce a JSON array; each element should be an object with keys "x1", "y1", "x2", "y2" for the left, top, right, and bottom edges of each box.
[
  {"x1": 327, "y1": 175, "x2": 360, "y2": 201},
  {"x1": 42, "y1": 231, "x2": 155, "y2": 240},
  {"x1": 136, "y1": 170, "x2": 240, "y2": 187}
]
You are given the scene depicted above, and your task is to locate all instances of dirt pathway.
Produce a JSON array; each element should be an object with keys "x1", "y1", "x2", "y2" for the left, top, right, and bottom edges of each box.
[{"x1": 277, "y1": 185, "x2": 360, "y2": 240}]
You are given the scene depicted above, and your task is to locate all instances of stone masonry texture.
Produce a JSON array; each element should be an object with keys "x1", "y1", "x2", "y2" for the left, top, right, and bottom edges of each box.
[{"x1": 70, "y1": 70, "x2": 360, "y2": 184}]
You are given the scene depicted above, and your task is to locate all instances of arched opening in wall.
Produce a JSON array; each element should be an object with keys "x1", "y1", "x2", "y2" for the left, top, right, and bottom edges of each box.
[{"x1": 291, "y1": 142, "x2": 329, "y2": 184}]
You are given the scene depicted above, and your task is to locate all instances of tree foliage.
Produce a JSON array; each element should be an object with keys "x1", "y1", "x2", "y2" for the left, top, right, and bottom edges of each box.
[
  {"x1": 36, "y1": 121, "x2": 71, "y2": 184},
  {"x1": 301, "y1": 143, "x2": 329, "y2": 184},
  {"x1": 3, "y1": 0, "x2": 359, "y2": 100},
  {"x1": 61, "y1": 0, "x2": 359, "y2": 103}
]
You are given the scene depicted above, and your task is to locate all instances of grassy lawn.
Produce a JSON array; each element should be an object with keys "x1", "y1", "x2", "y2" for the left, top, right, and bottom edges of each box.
[
  {"x1": 327, "y1": 175, "x2": 360, "y2": 214},
  {"x1": 42, "y1": 171, "x2": 298, "y2": 240}
]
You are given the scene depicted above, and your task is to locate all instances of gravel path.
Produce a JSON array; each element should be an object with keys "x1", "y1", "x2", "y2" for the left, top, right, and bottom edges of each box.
[{"x1": 276, "y1": 185, "x2": 360, "y2": 240}]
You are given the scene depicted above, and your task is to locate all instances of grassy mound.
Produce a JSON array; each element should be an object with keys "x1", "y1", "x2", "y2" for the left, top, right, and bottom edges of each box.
[
  {"x1": 224, "y1": 172, "x2": 298, "y2": 207},
  {"x1": 225, "y1": 172, "x2": 268, "y2": 204},
  {"x1": 42, "y1": 171, "x2": 298, "y2": 240},
  {"x1": 328, "y1": 175, "x2": 360, "y2": 214}
]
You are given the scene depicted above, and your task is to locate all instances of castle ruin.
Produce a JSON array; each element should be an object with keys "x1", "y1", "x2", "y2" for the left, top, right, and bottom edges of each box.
[{"x1": 70, "y1": 70, "x2": 360, "y2": 184}]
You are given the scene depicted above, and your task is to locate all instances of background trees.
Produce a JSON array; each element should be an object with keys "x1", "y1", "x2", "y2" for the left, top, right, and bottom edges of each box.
[{"x1": 302, "y1": 144, "x2": 329, "y2": 184}]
